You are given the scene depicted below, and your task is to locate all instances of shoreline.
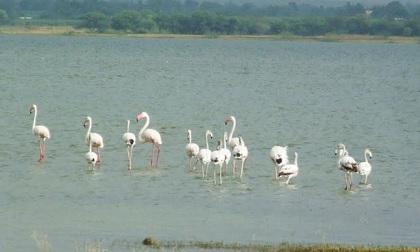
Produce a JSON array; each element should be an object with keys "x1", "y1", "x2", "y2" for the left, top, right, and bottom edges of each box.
[{"x1": 1, "y1": 25, "x2": 420, "y2": 44}]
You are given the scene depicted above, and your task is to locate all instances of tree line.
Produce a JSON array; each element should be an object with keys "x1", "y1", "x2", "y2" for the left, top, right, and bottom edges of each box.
[{"x1": 0, "y1": 0, "x2": 420, "y2": 36}]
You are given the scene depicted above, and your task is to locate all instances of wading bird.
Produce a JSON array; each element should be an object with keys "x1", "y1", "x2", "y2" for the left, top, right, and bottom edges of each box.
[
  {"x1": 136, "y1": 112, "x2": 162, "y2": 168},
  {"x1": 29, "y1": 104, "x2": 50, "y2": 162}
]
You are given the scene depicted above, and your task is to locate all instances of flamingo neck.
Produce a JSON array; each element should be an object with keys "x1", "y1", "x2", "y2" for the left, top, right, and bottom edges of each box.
[
  {"x1": 205, "y1": 132, "x2": 209, "y2": 149},
  {"x1": 127, "y1": 120, "x2": 130, "y2": 133},
  {"x1": 89, "y1": 141, "x2": 93, "y2": 152},
  {"x1": 188, "y1": 131, "x2": 192, "y2": 144},
  {"x1": 85, "y1": 118, "x2": 92, "y2": 142},
  {"x1": 294, "y1": 152, "x2": 298, "y2": 165},
  {"x1": 138, "y1": 114, "x2": 150, "y2": 141},
  {"x1": 223, "y1": 133, "x2": 227, "y2": 149},
  {"x1": 364, "y1": 150, "x2": 369, "y2": 163},
  {"x1": 32, "y1": 107, "x2": 37, "y2": 132},
  {"x1": 228, "y1": 117, "x2": 236, "y2": 143}
]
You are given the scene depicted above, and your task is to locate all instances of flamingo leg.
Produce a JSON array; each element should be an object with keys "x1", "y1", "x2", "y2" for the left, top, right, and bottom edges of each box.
[
  {"x1": 232, "y1": 160, "x2": 236, "y2": 175},
  {"x1": 240, "y1": 159, "x2": 245, "y2": 178},
  {"x1": 213, "y1": 165, "x2": 216, "y2": 185},
  {"x1": 155, "y1": 145, "x2": 161, "y2": 168},
  {"x1": 205, "y1": 163, "x2": 209, "y2": 177},
  {"x1": 219, "y1": 165, "x2": 222, "y2": 185},
  {"x1": 150, "y1": 144, "x2": 155, "y2": 167},
  {"x1": 38, "y1": 140, "x2": 43, "y2": 162},
  {"x1": 189, "y1": 157, "x2": 192, "y2": 170},
  {"x1": 127, "y1": 146, "x2": 132, "y2": 170},
  {"x1": 201, "y1": 163, "x2": 205, "y2": 178},
  {"x1": 97, "y1": 147, "x2": 101, "y2": 164},
  {"x1": 274, "y1": 167, "x2": 278, "y2": 179}
]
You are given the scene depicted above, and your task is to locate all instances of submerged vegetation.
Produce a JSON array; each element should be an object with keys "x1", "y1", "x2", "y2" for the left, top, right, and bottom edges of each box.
[
  {"x1": 106, "y1": 238, "x2": 420, "y2": 251},
  {"x1": 1, "y1": 0, "x2": 420, "y2": 38}
]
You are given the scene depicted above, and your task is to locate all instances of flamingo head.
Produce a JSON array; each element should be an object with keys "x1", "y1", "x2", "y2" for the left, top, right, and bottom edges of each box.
[
  {"x1": 83, "y1": 116, "x2": 91, "y2": 128},
  {"x1": 224, "y1": 116, "x2": 234, "y2": 125},
  {"x1": 29, "y1": 104, "x2": 36, "y2": 114},
  {"x1": 136, "y1": 112, "x2": 146, "y2": 122},
  {"x1": 366, "y1": 149, "x2": 373, "y2": 159},
  {"x1": 335, "y1": 143, "x2": 346, "y2": 156}
]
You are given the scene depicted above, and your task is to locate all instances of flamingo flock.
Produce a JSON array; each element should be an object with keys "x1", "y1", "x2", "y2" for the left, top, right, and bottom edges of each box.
[{"x1": 29, "y1": 105, "x2": 374, "y2": 190}]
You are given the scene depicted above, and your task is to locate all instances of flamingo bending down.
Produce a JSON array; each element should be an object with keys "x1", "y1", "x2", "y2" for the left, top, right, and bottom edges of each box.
[
  {"x1": 219, "y1": 132, "x2": 231, "y2": 174},
  {"x1": 224, "y1": 116, "x2": 244, "y2": 149},
  {"x1": 29, "y1": 104, "x2": 50, "y2": 162},
  {"x1": 278, "y1": 152, "x2": 299, "y2": 184},
  {"x1": 197, "y1": 130, "x2": 213, "y2": 178},
  {"x1": 211, "y1": 140, "x2": 226, "y2": 185},
  {"x1": 358, "y1": 148, "x2": 373, "y2": 184},
  {"x1": 269, "y1": 145, "x2": 289, "y2": 179},
  {"x1": 85, "y1": 141, "x2": 98, "y2": 170},
  {"x1": 136, "y1": 112, "x2": 162, "y2": 168},
  {"x1": 122, "y1": 120, "x2": 136, "y2": 169},
  {"x1": 335, "y1": 143, "x2": 359, "y2": 191},
  {"x1": 232, "y1": 137, "x2": 248, "y2": 178},
  {"x1": 185, "y1": 129, "x2": 200, "y2": 170},
  {"x1": 83, "y1": 116, "x2": 104, "y2": 163}
]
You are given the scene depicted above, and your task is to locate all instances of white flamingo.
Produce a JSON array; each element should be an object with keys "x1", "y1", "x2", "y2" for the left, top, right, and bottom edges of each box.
[
  {"x1": 278, "y1": 152, "x2": 299, "y2": 184},
  {"x1": 29, "y1": 104, "x2": 50, "y2": 162},
  {"x1": 232, "y1": 136, "x2": 248, "y2": 178},
  {"x1": 224, "y1": 116, "x2": 244, "y2": 149},
  {"x1": 220, "y1": 132, "x2": 231, "y2": 173},
  {"x1": 211, "y1": 140, "x2": 226, "y2": 185},
  {"x1": 136, "y1": 112, "x2": 162, "y2": 168},
  {"x1": 185, "y1": 129, "x2": 200, "y2": 170},
  {"x1": 335, "y1": 143, "x2": 359, "y2": 191},
  {"x1": 122, "y1": 120, "x2": 136, "y2": 169},
  {"x1": 358, "y1": 148, "x2": 373, "y2": 184},
  {"x1": 269, "y1": 145, "x2": 289, "y2": 179},
  {"x1": 83, "y1": 116, "x2": 104, "y2": 163},
  {"x1": 197, "y1": 130, "x2": 213, "y2": 178},
  {"x1": 85, "y1": 141, "x2": 98, "y2": 170}
]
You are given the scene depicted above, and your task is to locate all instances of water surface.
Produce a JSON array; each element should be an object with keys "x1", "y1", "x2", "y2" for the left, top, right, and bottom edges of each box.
[{"x1": 0, "y1": 35, "x2": 419, "y2": 251}]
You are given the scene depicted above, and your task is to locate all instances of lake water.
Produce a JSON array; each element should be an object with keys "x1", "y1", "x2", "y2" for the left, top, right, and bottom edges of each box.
[{"x1": 0, "y1": 35, "x2": 419, "y2": 251}]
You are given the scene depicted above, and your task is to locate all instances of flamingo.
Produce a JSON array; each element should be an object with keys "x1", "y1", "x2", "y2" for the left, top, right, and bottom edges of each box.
[
  {"x1": 83, "y1": 116, "x2": 104, "y2": 163},
  {"x1": 224, "y1": 116, "x2": 244, "y2": 149},
  {"x1": 85, "y1": 140, "x2": 98, "y2": 170},
  {"x1": 278, "y1": 152, "x2": 299, "y2": 184},
  {"x1": 136, "y1": 112, "x2": 162, "y2": 168},
  {"x1": 358, "y1": 148, "x2": 373, "y2": 184},
  {"x1": 335, "y1": 143, "x2": 359, "y2": 191},
  {"x1": 185, "y1": 129, "x2": 200, "y2": 170},
  {"x1": 219, "y1": 132, "x2": 231, "y2": 174},
  {"x1": 269, "y1": 145, "x2": 289, "y2": 179},
  {"x1": 232, "y1": 136, "x2": 248, "y2": 178},
  {"x1": 211, "y1": 140, "x2": 226, "y2": 185},
  {"x1": 122, "y1": 120, "x2": 136, "y2": 169},
  {"x1": 29, "y1": 104, "x2": 50, "y2": 162},
  {"x1": 197, "y1": 130, "x2": 213, "y2": 178}
]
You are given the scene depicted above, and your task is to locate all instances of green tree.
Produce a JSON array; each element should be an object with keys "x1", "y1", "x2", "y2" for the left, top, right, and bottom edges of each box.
[
  {"x1": 80, "y1": 11, "x2": 109, "y2": 32},
  {"x1": 0, "y1": 8, "x2": 8, "y2": 24},
  {"x1": 111, "y1": 10, "x2": 142, "y2": 31}
]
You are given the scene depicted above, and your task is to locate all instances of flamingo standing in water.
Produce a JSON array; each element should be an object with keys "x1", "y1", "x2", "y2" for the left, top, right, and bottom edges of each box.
[
  {"x1": 335, "y1": 143, "x2": 359, "y2": 191},
  {"x1": 278, "y1": 152, "x2": 299, "y2": 184},
  {"x1": 197, "y1": 130, "x2": 213, "y2": 178},
  {"x1": 136, "y1": 112, "x2": 162, "y2": 168},
  {"x1": 83, "y1": 116, "x2": 104, "y2": 163},
  {"x1": 85, "y1": 140, "x2": 98, "y2": 170},
  {"x1": 269, "y1": 145, "x2": 289, "y2": 179},
  {"x1": 185, "y1": 129, "x2": 200, "y2": 170},
  {"x1": 224, "y1": 116, "x2": 244, "y2": 149},
  {"x1": 219, "y1": 132, "x2": 231, "y2": 174},
  {"x1": 232, "y1": 136, "x2": 248, "y2": 178},
  {"x1": 122, "y1": 120, "x2": 136, "y2": 169},
  {"x1": 358, "y1": 148, "x2": 373, "y2": 184},
  {"x1": 29, "y1": 104, "x2": 50, "y2": 162},
  {"x1": 211, "y1": 140, "x2": 226, "y2": 185}
]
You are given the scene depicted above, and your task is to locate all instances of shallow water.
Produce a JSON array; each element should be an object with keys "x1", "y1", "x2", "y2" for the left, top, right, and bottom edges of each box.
[{"x1": 0, "y1": 35, "x2": 420, "y2": 251}]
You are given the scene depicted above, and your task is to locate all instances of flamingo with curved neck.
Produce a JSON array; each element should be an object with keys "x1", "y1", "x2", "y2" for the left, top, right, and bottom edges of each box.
[
  {"x1": 358, "y1": 148, "x2": 373, "y2": 184},
  {"x1": 185, "y1": 129, "x2": 200, "y2": 170},
  {"x1": 224, "y1": 116, "x2": 242, "y2": 149},
  {"x1": 122, "y1": 120, "x2": 136, "y2": 169},
  {"x1": 29, "y1": 104, "x2": 50, "y2": 162},
  {"x1": 136, "y1": 112, "x2": 162, "y2": 168},
  {"x1": 197, "y1": 130, "x2": 213, "y2": 178},
  {"x1": 83, "y1": 116, "x2": 104, "y2": 163}
]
